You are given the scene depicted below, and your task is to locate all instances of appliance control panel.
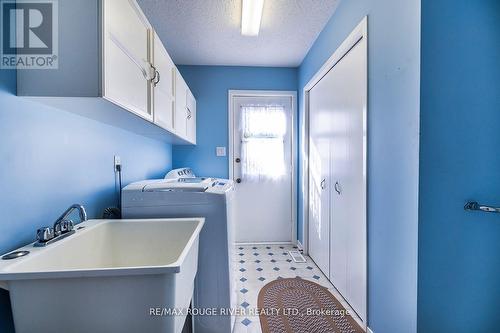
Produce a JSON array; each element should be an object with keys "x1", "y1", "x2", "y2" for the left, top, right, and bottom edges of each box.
[{"x1": 165, "y1": 168, "x2": 196, "y2": 180}]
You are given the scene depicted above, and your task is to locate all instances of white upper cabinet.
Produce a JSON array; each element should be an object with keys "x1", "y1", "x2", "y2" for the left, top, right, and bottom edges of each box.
[
  {"x1": 174, "y1": 71, "x2": 196, "y2": 144},
  {"x1": 103, "y1": 0, "x2": 152, "y2": 120},
  {"x1": 186, "y1": 90, "x2": 197, "y2": 144},
  {"x1": 16, "y1": 0, "x2": 196, "y2": 145},
  {"x1": 175, "y1": 73, "x2": 188, "y2": 139},
  {"x1": 152, "y1": 32, "x2": 176, "y2": 131}
]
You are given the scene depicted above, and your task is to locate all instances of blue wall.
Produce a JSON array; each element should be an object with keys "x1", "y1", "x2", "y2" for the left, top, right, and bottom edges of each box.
[
  {"x1": 0, "y1": 70, "x2": 172, "y2": 330},
  {"x1": 418, "y1": 1, "x2": 500, "y2": 332},
  {"x1": 297, "y1": 1, "x2": 421, "y2": 332},
  {"x1": 173, "y1": 66, "x2": 298, "y2": 178}
]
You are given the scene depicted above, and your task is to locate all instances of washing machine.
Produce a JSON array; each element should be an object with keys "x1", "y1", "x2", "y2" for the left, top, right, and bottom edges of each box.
[{"x1": 121, "y1": 168, "x2": 236, "y2": 333}]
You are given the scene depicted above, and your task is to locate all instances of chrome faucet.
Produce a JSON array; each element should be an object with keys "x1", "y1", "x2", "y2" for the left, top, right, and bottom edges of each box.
[
  {"x1": 35, "y1": 204, "x2": 87, "y2": 247},
  {"x1": 53, "y1": 204, "x2": 87, "y2": 235}
]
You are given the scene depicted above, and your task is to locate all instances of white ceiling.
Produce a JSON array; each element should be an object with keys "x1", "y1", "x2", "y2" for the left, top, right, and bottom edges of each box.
[{"x1": 137, "y1": 0, "x2": 340, "y2": 67}]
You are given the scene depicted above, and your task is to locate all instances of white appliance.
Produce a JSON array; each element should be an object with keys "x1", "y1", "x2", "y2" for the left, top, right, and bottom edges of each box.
[{"x1": 121, "y1": 168, "x2": 236, "y2": 333}]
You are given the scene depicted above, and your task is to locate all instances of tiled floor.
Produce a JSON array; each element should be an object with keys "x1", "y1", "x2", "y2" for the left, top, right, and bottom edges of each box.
[{"x1": 231, "y1": 244, "x2": 363, "y2": 333}]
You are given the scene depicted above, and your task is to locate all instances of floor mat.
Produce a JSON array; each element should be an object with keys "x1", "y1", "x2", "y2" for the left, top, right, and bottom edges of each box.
[{"x1": 257, "y1": 277, "x2": 364, "y2": 333}]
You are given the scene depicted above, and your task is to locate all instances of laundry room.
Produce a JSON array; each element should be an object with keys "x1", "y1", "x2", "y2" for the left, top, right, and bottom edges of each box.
[{"x1": 0, "y1": 1, "x2": 499, "y2": 333}]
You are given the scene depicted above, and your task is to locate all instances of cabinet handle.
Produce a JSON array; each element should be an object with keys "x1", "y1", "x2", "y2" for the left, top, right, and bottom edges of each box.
[{"x1": 320, "y1": 179, "x2": 326, "y2": 190}]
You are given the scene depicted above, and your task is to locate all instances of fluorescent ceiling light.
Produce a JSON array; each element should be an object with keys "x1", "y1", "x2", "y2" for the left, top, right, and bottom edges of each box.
[{"x1": 241, "y1": 0, "x2": 264, "y2": 36}]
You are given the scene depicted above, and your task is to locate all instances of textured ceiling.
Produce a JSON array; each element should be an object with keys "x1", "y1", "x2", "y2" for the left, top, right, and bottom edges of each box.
[{"x1": 137, "y1": 0, "x2": 340, "y2": 67}]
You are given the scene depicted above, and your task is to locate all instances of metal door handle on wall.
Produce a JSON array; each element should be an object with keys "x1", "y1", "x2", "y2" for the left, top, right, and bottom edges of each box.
[
  {"x1": 320, "y1": 179, "x2": 326, "y2": 190},
  {"x1": 464, "y1": 201, "x2": 500, "y2": 213}
]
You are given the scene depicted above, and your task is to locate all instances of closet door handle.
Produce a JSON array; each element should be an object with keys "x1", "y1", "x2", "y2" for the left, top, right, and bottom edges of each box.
[
  {"x1": 154, "y1": 70, "x2": 160, "y2": 86},
  {"x1": 334, "y1": 181, "x2": 342, "y2": 195},
  {"x1": 150, "y1": 66, "x2": 158, "y2": 83},
  {"x1": 320, "y1": 179, "x2": 326, "y2": 190}
]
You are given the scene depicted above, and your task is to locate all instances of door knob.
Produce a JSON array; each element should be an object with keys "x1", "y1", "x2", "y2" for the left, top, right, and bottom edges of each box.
[
  {"x1": 236, "y1": 178, "x2": 242, "y2": 183},
  {"x1": 334, "y1": 181, "x2": 342, "y2": 195}
]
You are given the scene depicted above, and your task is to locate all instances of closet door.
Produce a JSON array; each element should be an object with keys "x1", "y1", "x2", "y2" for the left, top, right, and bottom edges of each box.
[
  {"x1": 307, "y1": 19, "x2": 367, "y2": 324},
  {"x1": 308, "y1": 82, "x2": 332, "y2": 277},
  {"x1": 328, "y1": 37, "x2": 367, "y2": 321}
]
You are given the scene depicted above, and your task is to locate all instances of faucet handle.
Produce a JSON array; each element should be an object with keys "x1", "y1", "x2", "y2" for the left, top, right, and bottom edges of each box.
[
  {"x1": 36, "y1": 227, "x2": 55, "y2": 243},
  {"x1": 65, "y1": 220, "x2": 74, "y2": 232},
  {"x1": 56, "y1": 219, "x2": 74, "y2": 234}
]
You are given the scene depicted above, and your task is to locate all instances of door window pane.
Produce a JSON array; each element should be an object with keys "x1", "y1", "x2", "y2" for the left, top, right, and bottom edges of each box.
[{"x1": 240, "y1": 105, "x2": 287, "y2": 181}]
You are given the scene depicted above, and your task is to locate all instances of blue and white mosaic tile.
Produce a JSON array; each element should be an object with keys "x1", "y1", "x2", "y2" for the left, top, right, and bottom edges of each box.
[{"x1": 232, "y1": 244, "x2": 344, "y2": 333}]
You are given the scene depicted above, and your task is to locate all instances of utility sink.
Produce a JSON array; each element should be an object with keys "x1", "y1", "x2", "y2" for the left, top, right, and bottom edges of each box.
[{"x1": 0, "y1": 218, "x2": 204, "y2": 333}]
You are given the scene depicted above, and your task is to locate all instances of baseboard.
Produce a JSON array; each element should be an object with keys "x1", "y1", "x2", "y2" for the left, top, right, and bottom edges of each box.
[
  {"x1": 296, "y1": 240, "x2": 304, "y2": 251},
  {"x1": 367, "y1": 327, "x2": 374, "y2": 333},
  {"x1": 235, "y1": 241, "x2": 293, "y2": 246}
]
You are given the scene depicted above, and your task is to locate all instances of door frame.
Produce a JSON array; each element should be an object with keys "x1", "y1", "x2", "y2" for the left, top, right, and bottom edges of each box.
[
  {"x1": 302, "y1": 16, "x2": 368, "y2": 325},
  {"x1": 228, "y1": 90, "x2": 298, "y2": 244}
]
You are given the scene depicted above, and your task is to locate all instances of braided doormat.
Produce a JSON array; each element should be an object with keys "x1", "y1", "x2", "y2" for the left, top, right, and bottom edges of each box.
[{"x1": 257, "y1": 277, "x2": 364, "y2": 333}]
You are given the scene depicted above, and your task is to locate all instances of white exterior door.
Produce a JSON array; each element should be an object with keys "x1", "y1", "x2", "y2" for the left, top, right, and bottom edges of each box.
[{"x1": 230, "y1": 94, "x2": 295, "y2": 243}]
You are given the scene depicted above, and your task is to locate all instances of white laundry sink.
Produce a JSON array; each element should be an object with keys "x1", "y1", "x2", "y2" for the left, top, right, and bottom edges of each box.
[{"x1": 0, "y1": 218, "x2": 204, "y2": 333}]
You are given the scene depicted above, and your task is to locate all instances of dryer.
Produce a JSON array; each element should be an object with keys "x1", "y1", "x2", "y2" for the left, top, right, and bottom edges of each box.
[{"x1": 121, "y1": 168, "x2": 236, "y2": 333}]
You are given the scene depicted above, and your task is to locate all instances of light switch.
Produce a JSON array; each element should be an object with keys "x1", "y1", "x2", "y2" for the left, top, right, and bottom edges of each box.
[{"x1": 216, "y1": 147, "x2": 227, "y2": 157}]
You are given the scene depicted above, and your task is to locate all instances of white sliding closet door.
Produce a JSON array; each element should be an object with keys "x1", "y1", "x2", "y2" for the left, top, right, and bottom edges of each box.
[
  {"x1": 307, "y1": 18, "x2": 367, "y2": 323},
  {"x1": 308, "y1": 87, "x2": 332, "y2": 276},
  {"x1": 328, "y1": 37, "x2": 367, "y2": 321}
]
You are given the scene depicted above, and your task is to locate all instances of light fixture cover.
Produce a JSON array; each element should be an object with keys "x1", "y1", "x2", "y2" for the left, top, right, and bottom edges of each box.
[{"x1": 241, "y1": 0, "x2": 264, "y2": 36}]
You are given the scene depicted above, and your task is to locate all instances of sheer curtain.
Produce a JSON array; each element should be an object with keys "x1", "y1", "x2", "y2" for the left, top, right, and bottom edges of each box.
[{"x1": 240, "y1": 105, "x2": 287, "y2": 182}]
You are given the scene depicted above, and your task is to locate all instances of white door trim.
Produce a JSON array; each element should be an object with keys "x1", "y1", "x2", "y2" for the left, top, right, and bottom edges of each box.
[
  {"x1": 302, "y1": 16, "x2": 368, "y2": 327},
  {"x1": 228, "y1": 90, "x2": 298, "y2": 244}
]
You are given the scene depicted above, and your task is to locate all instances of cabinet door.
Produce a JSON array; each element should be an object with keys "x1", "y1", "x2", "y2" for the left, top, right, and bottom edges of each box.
[
  {"x1": 152, "y1": 32, "x2": 175, "y2": 131},
  {"x1": 103, "y1": 0, "x2": 152, "y2": 120},
  {"x1": 175, "y1": 73, "x2": 188, "y2": 138},
  {"x1": 186, "y1": 90, "x2": 196, "y2": 144}
]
